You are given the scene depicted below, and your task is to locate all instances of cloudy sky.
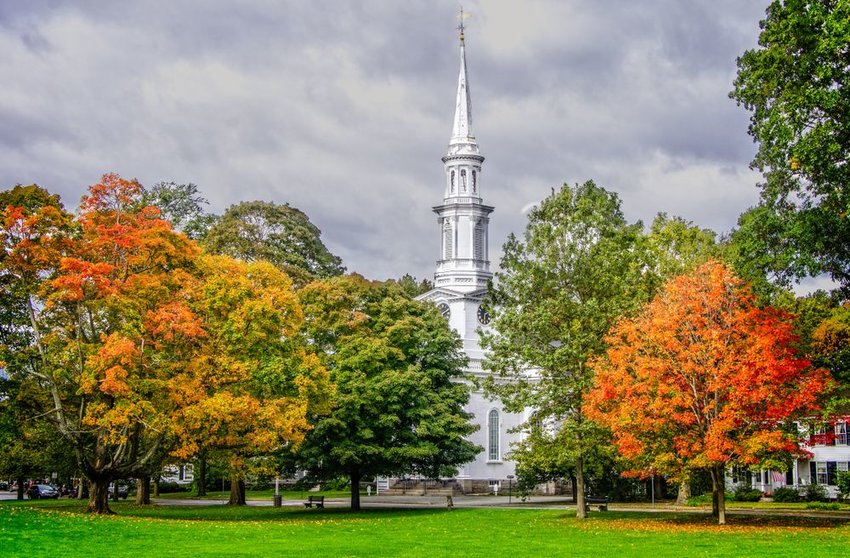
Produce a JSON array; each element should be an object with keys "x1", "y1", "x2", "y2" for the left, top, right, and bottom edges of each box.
[{"x1": 1, "y1": 0, "x2": 771, "y2": 282}]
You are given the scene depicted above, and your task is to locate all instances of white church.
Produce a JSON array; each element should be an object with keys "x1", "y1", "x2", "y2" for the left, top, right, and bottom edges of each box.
[{"x1": 414, "y1": 25, "x2": 530, "y2": 494}]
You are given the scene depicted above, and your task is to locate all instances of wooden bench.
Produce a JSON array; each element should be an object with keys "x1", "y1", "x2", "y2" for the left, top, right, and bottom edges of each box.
[
  {"x1": 304, "y1": 495, "x2": 325, "y2": 508},
  {"x1": 584, "y1": 496, "x2": 608, "y2": 512}
]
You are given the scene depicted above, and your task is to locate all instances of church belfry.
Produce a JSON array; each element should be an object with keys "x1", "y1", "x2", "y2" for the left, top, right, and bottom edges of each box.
[{"x1": 434, "y1": 24, "x2": 494, "y2": 293}]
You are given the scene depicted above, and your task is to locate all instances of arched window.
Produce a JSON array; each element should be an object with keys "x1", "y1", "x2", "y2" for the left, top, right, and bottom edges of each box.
[
  {"x1": 460, "y1": 169, "x2": 467, "y2": 192},
  {"x1": 488, "y1": 409, "x2": 500, "y2": 461},
  {"x1": 450, "y1": 170, "x2": 456, "y2": 193},
  {"x1": 472, "y1": 170, "x2": 477, "y2": 192}
]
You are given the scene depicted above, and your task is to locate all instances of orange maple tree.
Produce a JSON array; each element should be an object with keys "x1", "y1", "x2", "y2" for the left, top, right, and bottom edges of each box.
[
  {"x1": 33, "y1": 174, "x2": 201, "y2": 513},
  {"x1": 167, "y1": 255, "x2": 330, "y2": 505},
  {"x1": 586, "y1": 260, "x2": 830, "y2": 524},
  {"x1": 3, "y1": 174, "x2": 327, "y2": 513}
]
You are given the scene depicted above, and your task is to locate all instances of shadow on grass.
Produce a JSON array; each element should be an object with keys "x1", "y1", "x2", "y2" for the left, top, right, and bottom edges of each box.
[
  {"x1": 581, "y1": 511, "x2": 850, "y2": 530},
  {"x1": 2, "y1": 498, "x2": 468, "y2": 523}
]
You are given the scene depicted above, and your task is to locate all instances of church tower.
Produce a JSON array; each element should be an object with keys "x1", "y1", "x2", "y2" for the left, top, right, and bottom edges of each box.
[
  {"x1": 417, "y1": 18, "x2": 525, "y2": 492},
  {"x1": 433, "y1": 22, "x2": 494, "y2": 293}
]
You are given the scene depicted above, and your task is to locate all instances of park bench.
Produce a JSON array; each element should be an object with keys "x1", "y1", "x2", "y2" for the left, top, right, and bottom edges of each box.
[
  {"x1": 304, "y1": 495, "x2": 325, "y2": 508},
  {"x1": 584, "y1": 496, "x2": 608, "y2": 512}
]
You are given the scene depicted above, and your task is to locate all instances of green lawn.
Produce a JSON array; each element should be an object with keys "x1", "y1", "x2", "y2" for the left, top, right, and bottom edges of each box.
[{"x1": 2, "y1": 499, "x2": 848, "y2": 557}]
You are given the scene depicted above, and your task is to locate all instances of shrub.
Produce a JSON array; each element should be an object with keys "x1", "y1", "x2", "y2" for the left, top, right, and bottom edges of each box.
[
  {"x1": 836, "y1": 471, "x2": 850, "y2": 501},
  {"x1": 806, "y1": 501, "x2": 840, "y2": 510},
  {"x1": 157, "y1": 481, "x2": 186, "y2": 494},
  {"x1": 732, "y1": 484, "x2": 763, "y2": 502},
  {"x1": 687, "y1": 492, "x2": 734, "y2": 507},
  {"x1": 802, "y1": 483, "x2": 829, "y2": 502},
  {"x1": 771, "y1": 486, "x2": 802, "y2": 503}
]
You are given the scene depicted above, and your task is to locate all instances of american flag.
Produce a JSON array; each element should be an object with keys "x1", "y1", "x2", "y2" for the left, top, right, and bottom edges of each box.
[{"x1": 771, "y1": 470, "x2": 786, "y2": 483}]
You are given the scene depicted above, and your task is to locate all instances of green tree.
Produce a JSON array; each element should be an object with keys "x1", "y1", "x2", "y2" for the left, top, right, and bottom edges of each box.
[
  {"x1": 141, "y1": 182, "x2": 217, "y2": 240},
  {"x1": 294, "y1": 275, "x2": 479, "y2": 511},
  {"x1": 385, "y1": 273, "x2": 434, "y2": 298},
  {"x1": 646, "y1": 213, "x2": 718, "y2": 282},
  {"x1": 730, "y1": 0, "x2": 850, "y2": 293},
  {"x1": 811, "y1": 302, "x2": 850, "y2": 414},
  {"x1": 482, "y1": 181, "x2": 650, "y2": 518},
  {"x1": 0, "y1": 184, "x2": 76, "y2": 499},
  {"x1": 202, "y1": 201, "x2": 344, "y2": 287}
]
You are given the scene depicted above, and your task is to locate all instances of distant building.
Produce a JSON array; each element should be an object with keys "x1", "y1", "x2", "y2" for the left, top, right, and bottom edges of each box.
[
  {"x1": 731, "y1": 420, "x2": 849, "y2": 499},
  {"x1": 161, "y1": 463, "x2": 194, "y2": 486}
]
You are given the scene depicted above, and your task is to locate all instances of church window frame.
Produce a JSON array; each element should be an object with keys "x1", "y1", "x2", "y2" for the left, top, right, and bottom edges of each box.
[
  {"x1": 488, "y1": 408, "x2": 501, "y2": 461},
  {"x1": 472, "y1": 169, "x2": 477, "y2": 192},
  {"x1": 450, "y1": 170, "x2": 456, "y2": 193},
  {"x1": 443, "y1": 219, "x2": 453, "y2": 260},
  {"x1": 460, "y1": 169, "x2": 467, "y2": 192},
  {"x1": 473, "y1": 218, "x2": 484, "y2": 261}
]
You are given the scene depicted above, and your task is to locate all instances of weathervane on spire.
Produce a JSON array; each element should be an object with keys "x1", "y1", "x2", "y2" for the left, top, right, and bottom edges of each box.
[{"x1": 457, "y1": 7, "x2": 470, "y2": 43}]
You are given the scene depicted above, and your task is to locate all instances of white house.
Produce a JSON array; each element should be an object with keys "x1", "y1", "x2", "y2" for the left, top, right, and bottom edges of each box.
[{"x1": 738, "y1": 420, "x2": 849, "y2": 499}]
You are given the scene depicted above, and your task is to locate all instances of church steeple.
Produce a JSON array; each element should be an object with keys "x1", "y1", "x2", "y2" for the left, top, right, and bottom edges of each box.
[
  {"x1": 449, "y1": 22, "x2": 478, "y2": 155},
  {"x1": 432, "y1": 18, "x2": 493, "y2": 293}
]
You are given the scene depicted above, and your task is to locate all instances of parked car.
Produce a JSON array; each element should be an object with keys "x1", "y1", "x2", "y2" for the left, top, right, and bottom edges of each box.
[
  {"x1": 27, "y1": 484, "x2": 60, "y2": 499},
  {"x1": 0, "y1": 481, "x2": 9, "y2": 491},
  {"x1": 109, "y1": 484, "x2": 129, "y2": 499}
]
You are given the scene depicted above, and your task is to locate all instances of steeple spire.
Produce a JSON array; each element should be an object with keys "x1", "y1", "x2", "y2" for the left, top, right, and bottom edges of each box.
[{"x1": 449, "y1": 8, "x2": 478, "y2": 156}]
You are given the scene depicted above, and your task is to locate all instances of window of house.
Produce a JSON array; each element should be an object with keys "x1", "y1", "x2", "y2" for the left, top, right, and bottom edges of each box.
[
  {"x1": 836, "y1": 423, "x2": 848, "y2": 445},
  {"x1": 488, "y1": 409, "x2": 500, "y2": 461},
  {"x1": 816, "y1": 462, "x2": 828, "y2": 485}
]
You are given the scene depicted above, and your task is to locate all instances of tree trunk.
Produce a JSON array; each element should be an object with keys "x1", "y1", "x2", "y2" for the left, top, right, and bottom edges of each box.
[
  {"x1": 111, "y1": 482, "x2": 119, "y2": 501},
  {"x1": 86, "y1": 478, "x2": 113, "y2": 514},
  {"x1": 570, "y1": 475, "x2": 578, "y2": 504},
  {"x1": 196, "y1": 456, "x2": 207, "y2": 497},
  {"x1": 76, "y1": 478, "x2": 85, "y2": 499},
  {"x1": 136, "y1": 476, "x2": 151, "y2": 505},
  {"x1": 350, "y1": 470, "x2": 362, "y2": 511},
  {"x1": 228, "y1": 477, "x2": 246, "y2": 506},
  {"x1": 710, "y1": 465, "x2": 727, "y2": 525},
  {"x1": 575, "y1": 456, "x2": 587, "y2": 519},
  {"x1": 16, "y1": 476, "x2": 25, "y2": 501},
  {"x1": 676, "y1": 478, "x2": 691, "y2": 506},
  {"x1": 152, "y1": 475, "x2": 160, "y2": 498}
]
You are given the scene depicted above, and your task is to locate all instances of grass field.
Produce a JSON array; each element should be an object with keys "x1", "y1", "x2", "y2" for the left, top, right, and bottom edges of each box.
[{"x1": 2, "y1": 499, "x2": 848, "y2": 557}]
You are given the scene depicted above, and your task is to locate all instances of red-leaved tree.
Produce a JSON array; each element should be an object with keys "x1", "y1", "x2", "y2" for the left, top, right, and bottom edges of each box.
[{"x1": 586, "y1": 260, "x2": 830, "y2": 524}]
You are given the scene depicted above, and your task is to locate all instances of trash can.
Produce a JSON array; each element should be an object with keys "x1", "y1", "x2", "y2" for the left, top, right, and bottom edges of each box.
[{"x1": 273, "y1": 495, "x2": 282, "y2": 507}]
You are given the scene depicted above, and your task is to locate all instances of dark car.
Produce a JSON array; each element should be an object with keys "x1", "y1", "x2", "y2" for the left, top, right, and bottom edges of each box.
[
  {"x1": 27, "y1": 484, "x2": 60, "y2": 499},
  {"x1": 109, "y1": 484, "x2": 129, "y2": 499}
]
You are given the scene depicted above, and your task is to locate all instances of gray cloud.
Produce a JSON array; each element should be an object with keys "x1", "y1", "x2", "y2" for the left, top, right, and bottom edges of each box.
[{"x1": 0, "y1": 0, "x2": 769, "y2": 282}]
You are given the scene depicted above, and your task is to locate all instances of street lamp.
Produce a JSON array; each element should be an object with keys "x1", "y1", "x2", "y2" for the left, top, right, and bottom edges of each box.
[{"x1": 507, "y1": 475, "x2": 514, "y2": 504}]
